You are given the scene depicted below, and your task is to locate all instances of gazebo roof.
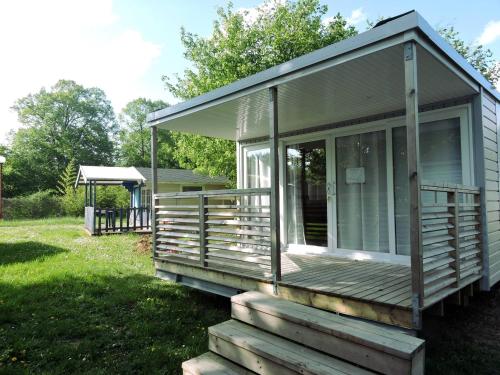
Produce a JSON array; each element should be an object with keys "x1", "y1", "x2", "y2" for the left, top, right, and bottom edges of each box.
[{"x1": 75, "y1": 166, "x2": 146, "y2": 187}]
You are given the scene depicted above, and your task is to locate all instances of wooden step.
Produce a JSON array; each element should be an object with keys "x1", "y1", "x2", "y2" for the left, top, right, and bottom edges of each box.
[
  {"x1": 182, "y1": 352, "x2": 255, "y2": 375},
  {"x1": 231, "y1": 291, "x2": 424, "y2": 375},
  {"x1": 209, "y1": 319, "x2": 375, "y2": 375}
]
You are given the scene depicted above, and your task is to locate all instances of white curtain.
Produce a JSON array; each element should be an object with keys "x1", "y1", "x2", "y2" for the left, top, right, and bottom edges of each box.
[
  {"x1": 336, "y1": 130, "x2": 389, "y2": 252},
  {"x1": 245, "y1": 148, "x2": 270, "y2": 207},
  {"x1": 286, "y1": 146, "x2": 306, "y2": 245}
]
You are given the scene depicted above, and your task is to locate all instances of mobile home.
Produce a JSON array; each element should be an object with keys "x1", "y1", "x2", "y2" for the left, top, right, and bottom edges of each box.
[{"x1": 147, "y1": 11, "x2": 500, "y2": 330}]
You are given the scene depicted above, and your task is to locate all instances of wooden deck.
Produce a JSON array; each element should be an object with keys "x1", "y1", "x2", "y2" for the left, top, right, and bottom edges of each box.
[
  {"x1": 155, "y1": 253, "x2": 415, "y2": 328},
  {"x1": 280, "y1": 254, "x2": 412, "y2": 308}
]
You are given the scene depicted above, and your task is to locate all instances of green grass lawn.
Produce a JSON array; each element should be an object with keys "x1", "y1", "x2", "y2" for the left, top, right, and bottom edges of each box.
[
  {"x1": 0, "y1": 218, "x2": 229, "y2": 374},
  {"x1": 1, "y1": 218, "x2": 500, "y2": 374}
]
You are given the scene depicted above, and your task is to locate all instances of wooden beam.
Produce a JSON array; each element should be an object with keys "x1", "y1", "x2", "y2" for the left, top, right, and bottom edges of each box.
[
  {"x1": 404, "y1": 40, "x2": 423, "y2": 330},
  {"x1": 151, "y1": 126, "x2": 158, "y2": 258},
  {"x1": 269, "y1": 87, "x2": 281, "y2": 287}
]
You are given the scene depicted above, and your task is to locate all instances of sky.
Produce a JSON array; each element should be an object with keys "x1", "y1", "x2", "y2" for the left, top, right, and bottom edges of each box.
[{"x1": 0, "y1": 0, "x2": 499, "y2": 145}]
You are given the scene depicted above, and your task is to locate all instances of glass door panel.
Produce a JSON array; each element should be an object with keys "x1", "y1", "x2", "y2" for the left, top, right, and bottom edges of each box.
[
  {"x1": 335, "y1": 130, "x2": 389, "y2": 252},
  {"x1": 286, "y1": 140, "x2": 327, "y2": 247},
  {"x1": 392, "y1": 117, "x2": 463, "y2": 255}
]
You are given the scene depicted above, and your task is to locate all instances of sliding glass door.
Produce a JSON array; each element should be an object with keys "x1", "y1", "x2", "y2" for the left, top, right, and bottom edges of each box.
[
  {"x1": 270, "y1": 106, "x2": 471, "y2": 260},
  {"x1": 335, "y1": 130, "x2": 390, "y2": 253}
]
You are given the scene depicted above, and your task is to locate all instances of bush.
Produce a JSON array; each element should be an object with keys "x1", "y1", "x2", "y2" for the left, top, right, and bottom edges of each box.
[
  {"x1": 95, "y1": 186, "x2": 130, "y2": 209},
  {"x1": 60, "y1": 187, "x2": 85, "y2": 217},
  {"x1": 3, "y1": 190, "x2": 64, "y2": 220}
]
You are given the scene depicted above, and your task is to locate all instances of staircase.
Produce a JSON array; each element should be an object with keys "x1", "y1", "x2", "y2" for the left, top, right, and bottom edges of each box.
[{"x1": 183, "y1": 291, "x2": 425, "y2": 375}]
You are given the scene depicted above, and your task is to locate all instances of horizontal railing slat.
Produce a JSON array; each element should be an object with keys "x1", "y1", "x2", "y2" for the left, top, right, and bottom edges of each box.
[
  {"x1": 420, "y1": 182, "x2": 482, "y2": 308},
  {"x1": 154, "y1": 187, "x2": 270, "y2": 199}
]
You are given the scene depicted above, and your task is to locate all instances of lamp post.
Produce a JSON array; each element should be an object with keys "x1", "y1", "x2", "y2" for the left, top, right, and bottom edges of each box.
[{"x1": 0, "y1": 155, "x2": 5, "y2": 220}]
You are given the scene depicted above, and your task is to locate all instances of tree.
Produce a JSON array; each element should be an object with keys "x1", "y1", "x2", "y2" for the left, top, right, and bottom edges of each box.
[
  {"x1": 56, "y1": 159, "x2": 77, "y2": 195},
  {"x1": 6, "y1": 80, "x2": 116, "y2": 196},
  {"x1": 57, "y1": 159, "x2": 83, "y2": 216},
  {"x1": 438, "y1": 26, "x2": 499, "y2": 87},
  {"x1": 163, "y1": 0, "x2": 357, "y2": 184},
  {"x1": 118, "y1": 98, "x2": 179, "y2": 168}
]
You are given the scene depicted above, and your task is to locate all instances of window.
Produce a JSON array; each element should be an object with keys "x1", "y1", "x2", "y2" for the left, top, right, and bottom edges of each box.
[
  {"x1": 141, "y1": 188, "x2": 152, "y2": 208},
  {"x1": 244, "y1": 146, "x2": 270, "y2": 188},
  {"x1": 182, "y1": 186, "x2": 203, "y2": 192}
]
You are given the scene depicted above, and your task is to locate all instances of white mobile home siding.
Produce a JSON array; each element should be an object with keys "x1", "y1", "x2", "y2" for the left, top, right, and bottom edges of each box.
[{"x1": 483, "y1": 91, "x2": 500, "y2": 287}]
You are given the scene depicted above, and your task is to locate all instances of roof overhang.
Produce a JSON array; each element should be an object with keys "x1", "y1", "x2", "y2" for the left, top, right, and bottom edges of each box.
[
  {"x1": 148, "y1": 11, "x2": 498, "y2": 142},
  {"x1": 75, "y1": 166, "x2": 146, "y2": 188}
]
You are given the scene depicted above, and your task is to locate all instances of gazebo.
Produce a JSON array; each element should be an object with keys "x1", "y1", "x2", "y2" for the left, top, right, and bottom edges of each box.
[{"x1": 75, "y1": 166, "x2": 150, "y2": 235}]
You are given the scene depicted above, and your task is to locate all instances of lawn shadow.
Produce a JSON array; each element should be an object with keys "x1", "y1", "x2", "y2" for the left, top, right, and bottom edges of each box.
[
  {"x1": 0, "y1": 241, "x2": 68, "y2": 266},
  {"x1": 0, "y1": 273, "x2": 230, "y2": 374}
]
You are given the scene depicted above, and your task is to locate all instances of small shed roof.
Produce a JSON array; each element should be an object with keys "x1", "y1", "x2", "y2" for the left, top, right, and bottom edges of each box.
[
  {"x1": 75, "y1": 166, "x2": 146, "y2": 186},
  {"x1": 136, "y1": 167, "x2": 228, "y2": 185}
]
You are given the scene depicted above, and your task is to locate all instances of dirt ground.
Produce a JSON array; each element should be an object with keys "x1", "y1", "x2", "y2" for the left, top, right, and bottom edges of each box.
[{"x1": 423, "y1": 283, "x2": 500, "y2": 374}]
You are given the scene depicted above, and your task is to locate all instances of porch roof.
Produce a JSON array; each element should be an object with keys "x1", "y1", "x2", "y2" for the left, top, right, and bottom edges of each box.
[
  {"x1": 147, "y1": 10, "x2": 499, "y2": 142},
  {"x1": 75, "y1": 166, "x2": 146, "y2": 187}
]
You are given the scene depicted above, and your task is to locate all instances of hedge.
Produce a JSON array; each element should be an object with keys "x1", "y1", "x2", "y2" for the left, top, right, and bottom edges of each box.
[
  {"x1": 2, "y1": 187, "x2": 131, "y2": 220},
  {"x1": 3, "y1": 191, "x2": 64, "y2": 220}
]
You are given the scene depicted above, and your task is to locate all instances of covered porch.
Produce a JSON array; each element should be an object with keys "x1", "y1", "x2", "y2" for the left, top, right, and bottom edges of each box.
[{"x1": 147, "y1": 11, "x2": 491, "y2": 329}]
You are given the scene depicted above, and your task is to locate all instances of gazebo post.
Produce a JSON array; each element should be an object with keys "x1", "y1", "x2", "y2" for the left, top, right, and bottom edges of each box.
[{"x1": 93, "y1": 181, "x2": 97, "y2": 207}]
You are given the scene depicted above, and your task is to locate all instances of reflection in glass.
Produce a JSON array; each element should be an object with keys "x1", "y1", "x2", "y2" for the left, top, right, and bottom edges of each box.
[{"x1": 286, "y1": 141, "x2": 327, "y2": 247}]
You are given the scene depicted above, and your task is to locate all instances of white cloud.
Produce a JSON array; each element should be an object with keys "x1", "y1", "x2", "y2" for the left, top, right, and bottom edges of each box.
[
  {"x1": 476, "y1": 20, "x2": 500, "y2": 45},
  {"x1": 0, "y1": 0, "x2": 162, "y2": 143},
  {"x1": 323, "y1": 7, "x2": 367, "y2": 27},
  {"x1": 346, "y1": 8, "x2": 367, "y2": 26},
  {"x1": 237, "y1": 0, "x2": 286, "y2": 26}
]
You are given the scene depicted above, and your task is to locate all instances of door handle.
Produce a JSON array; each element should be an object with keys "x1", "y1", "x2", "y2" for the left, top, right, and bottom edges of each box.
[{"x1": 327, "y1": 182, "x2": 336, "y2": 200}]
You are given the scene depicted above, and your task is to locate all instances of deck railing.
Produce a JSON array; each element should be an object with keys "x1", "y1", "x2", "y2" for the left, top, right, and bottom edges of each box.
[
  {"x1": 420, "y1": 183, "x2": 482, "y2": 307},
  {"x1": 85, "y1": 206, "x2": 151, "y2": 235},
  {"x1": 153, "y1": 188, "x2": 272, "y2": 279}
]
